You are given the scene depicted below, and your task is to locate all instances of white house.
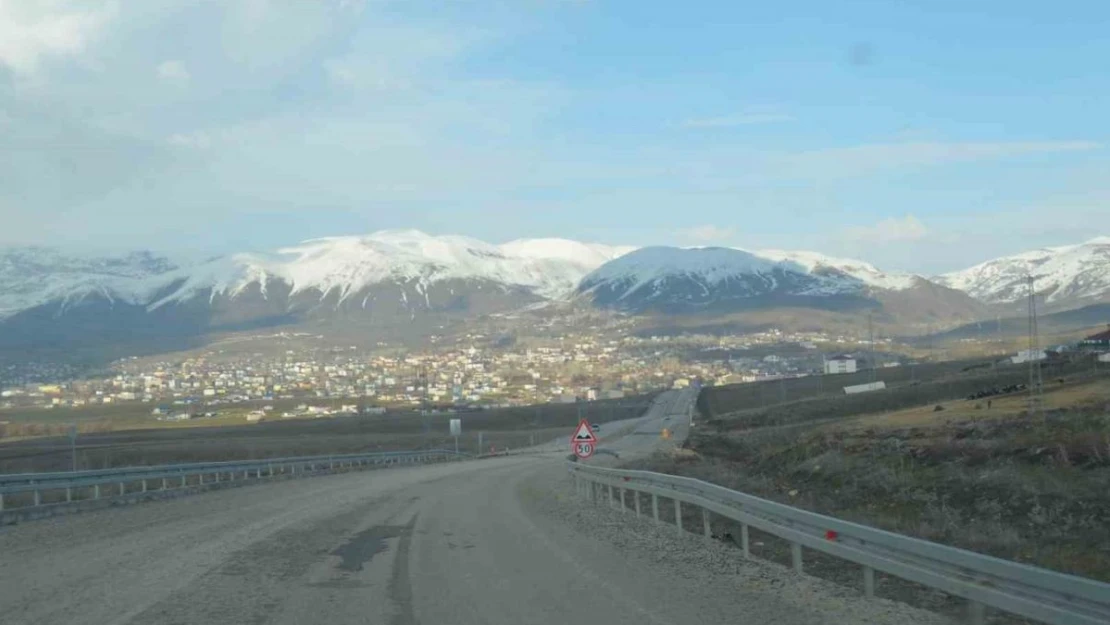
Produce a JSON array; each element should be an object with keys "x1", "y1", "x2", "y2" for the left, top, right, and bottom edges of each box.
[
  {"x1": 824, "y1": 356, "x2": 857, "y2": 375},
  {"x1": 1011, "y1": 349, "x2": 1047, "y2": 364}
]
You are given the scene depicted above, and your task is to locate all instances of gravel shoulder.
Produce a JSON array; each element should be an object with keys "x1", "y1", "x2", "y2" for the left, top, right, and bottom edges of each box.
[{"x1": 516, "y1": 463, "x2": 955, "y2": 625}]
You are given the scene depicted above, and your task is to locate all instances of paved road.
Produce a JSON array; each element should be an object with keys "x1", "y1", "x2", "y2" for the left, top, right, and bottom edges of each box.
[{"x1": 0, "y1": 390, "x2": 940, "y2": 625}]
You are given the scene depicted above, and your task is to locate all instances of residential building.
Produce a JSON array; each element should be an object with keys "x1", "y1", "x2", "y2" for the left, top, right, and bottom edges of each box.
[
  {"x1": 824, "y1": 356, "x2": 857, "y2": 375},
  {"x1": 1079, "y1": 326, "x2": 1110, "y2": 351},
  {"x1": 1011, "y1": 349, "x2": 1048, "y2": 364}
]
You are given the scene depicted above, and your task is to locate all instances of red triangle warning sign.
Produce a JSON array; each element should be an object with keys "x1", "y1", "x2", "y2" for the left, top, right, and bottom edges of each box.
[{"x1": 573, "y1": 419, "x2": 597, "y2": 443}]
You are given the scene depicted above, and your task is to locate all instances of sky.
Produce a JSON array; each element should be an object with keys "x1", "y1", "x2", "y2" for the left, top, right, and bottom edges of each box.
[{"x1": 0, "y1": 0, "x2": 1107, "y2": 275}]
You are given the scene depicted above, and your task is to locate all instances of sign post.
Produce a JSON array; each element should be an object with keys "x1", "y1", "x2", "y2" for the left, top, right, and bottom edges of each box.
[
  {"x1": 450, "y1": 418, "x2": 461, "y2": 454},
  {"x1": 572, "y1": 419, "x2": 597, "y2": 460}
]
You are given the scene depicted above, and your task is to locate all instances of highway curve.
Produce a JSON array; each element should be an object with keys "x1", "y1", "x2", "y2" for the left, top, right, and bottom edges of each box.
[{"x1": 0, "y1": 391, "x2": 944, "y2": 625}]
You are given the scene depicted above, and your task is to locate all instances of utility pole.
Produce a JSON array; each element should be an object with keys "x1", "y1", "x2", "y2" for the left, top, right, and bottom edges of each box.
[
  {"x1": 68, "y1": 424, "x2": 78, "y2": 472},
  {"x1": 1027, "y1": 275, "x2": 1044, "y2": 417},
  {"x1": 418, "y1": 364, "x2": 429, "y2": 448},
  {"x1": 868, "y1": 310, "x2": 877, "y2": 383}
]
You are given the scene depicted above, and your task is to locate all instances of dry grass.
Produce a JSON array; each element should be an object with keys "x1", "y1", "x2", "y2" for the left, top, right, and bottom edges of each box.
[
  {"x1": 630, "y1": 363, "x2": 1110, "y2": 611},
  {"x1": 841, "y1": 377, "x2": 1110, "y2": 431}
]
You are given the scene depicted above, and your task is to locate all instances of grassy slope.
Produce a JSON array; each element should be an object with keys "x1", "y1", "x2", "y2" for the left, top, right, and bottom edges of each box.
[{"x1": 629, "y1": 356, "x2": 1110, "y2": 592}]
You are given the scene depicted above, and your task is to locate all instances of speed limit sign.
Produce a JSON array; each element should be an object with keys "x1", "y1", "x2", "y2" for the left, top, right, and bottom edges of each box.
[{"x1": 574, "y1": 441, "x2": 594, "y2": 459}]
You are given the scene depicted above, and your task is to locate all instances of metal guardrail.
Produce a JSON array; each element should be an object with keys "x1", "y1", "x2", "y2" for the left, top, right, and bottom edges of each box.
[
  {"x1": 0, "y1": 449, "x2": 464, "y2": 512},
  {"x1": 569, "y1": 463, "x2": 1110, "y2": 625}
]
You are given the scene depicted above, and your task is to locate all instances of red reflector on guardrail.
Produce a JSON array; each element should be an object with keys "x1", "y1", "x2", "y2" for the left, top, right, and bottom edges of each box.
[{"x1": 825, "y1": 530, "x2": 839, "y2": 541}]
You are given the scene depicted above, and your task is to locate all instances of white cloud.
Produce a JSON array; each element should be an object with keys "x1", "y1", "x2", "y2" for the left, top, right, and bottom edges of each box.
[
  {"x1": 0, "y1": 0, "x2": 116, "y2": 75},
  {"x1": 785, "y1": 141, "x2": 1100, "y2": 178},
  {"x1": 678, "y1": 224, "x2": 736, "y2": 242},
  {"x1": 681, "y1": 112, "x2": 793, "y2": 128},
  {"x1": 156, "y1": 59, "x2": 189, "y2": 85},
  {"x1": 842, "y1": 215, "x2": 928, "y2": 244},
  {"x1": 167, "y1": 131, "x2": 211, "y2": 149}
]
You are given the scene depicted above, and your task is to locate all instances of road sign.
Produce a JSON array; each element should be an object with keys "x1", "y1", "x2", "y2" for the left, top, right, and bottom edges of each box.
[
  {"x1": 572, "y1": 419, "x2": 597, "y2": 444},
  {"x1": 449, "y1": 418, "x2": 462, "y2": 437},
  {"x1": 574, "y1": 441, "x2": 594, "y2": 459}
]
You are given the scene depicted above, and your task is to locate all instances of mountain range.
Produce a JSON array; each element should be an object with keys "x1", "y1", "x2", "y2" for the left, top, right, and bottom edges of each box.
[
  {"x1": 934, "y1": 237, "x2": 1110, "y2": 313},
  {"x1": 1, "y1": 231, "x2": 1107, "y2": 353}
]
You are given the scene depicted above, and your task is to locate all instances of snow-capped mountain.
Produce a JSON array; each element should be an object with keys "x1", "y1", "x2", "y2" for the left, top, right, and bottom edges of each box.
[
  {"x1": 936, "y1": 236, "x2": 1110, "y2": 311},
  {"x1": 755, "y1": 249, "x2": 921, "y2": 291},
  {"x1": 0, "y1": 231, "x2": 634, "y2": 322},
  {"x1": 0, "y1": 247, "x2": 179, "y2": 318},
  {"x1": 576, "y1": 246, "x2": 984, "y2": 323},
  {"x1": 15, "y1": 230, "x2": 1092, "y2": 353},
  {"x1": 147, "y1": 230, "x2": 635, "y2": 309},
  {"x1": 577, "y1": 246, "x2": 868, "y2": 313},
  {"x1": 0, "y1": 231, "x2": 637, "y2": 353}
]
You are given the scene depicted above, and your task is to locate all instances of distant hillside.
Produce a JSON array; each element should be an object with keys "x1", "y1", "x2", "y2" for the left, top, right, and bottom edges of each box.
[{"x1": 928, "y1": 303, "x2": 1110, "y2": 342}]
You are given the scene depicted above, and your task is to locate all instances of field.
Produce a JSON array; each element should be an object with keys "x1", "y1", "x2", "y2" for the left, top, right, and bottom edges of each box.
[
  {"x1": 0, "y1": 395, "x2": 652, "y2": 473},
  {"x1": 631, "y1": 352, "x2": 1110, "y2": 621}
]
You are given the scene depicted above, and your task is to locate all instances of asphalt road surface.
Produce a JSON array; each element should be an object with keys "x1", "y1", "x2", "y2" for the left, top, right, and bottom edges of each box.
[{"x1": 0, "y1": 390, "x2": 944, "y2": 625}]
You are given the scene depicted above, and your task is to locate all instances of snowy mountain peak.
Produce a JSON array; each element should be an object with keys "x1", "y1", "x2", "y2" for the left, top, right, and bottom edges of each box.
[
  {"x1": 755, "y1": 248, "x2": 920, "y2": 291},
  {"x1": 577, "y1": 245, "x2": 861, "y2": 307},
  {"x1": 0, "y1": 247, "x2": 180, "y2": 318},
  {"x1": 936, "y1": 236, "x2": 1110, "y2": 308},
  {"x1": 585, "y1": 246, "x2": 781, "y2": 287},
  {"x1": 498, "y1": 238, "x2": 635, "y2": 264},
  {"x1": 147, "y1": 230, "x2": 635, "y2": 308}
]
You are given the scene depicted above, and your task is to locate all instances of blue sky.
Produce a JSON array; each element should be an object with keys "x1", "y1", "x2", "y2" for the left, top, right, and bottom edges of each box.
[{"x1": 0, "y1": 0, "x2": 1106, "y2": 274}]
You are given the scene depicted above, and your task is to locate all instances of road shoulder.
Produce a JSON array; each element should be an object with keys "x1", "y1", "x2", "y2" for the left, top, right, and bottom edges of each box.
[{"x1": 516, "y1": 463, "x2": 953, "y2": 625}]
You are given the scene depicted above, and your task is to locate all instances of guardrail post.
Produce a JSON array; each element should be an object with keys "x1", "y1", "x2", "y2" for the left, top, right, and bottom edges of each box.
[
  {"x1": 791, "y1": 543, "x2": 803, "y2": 573},
  {"x1": 863, "y1": 566, "x2": 875, "y2": 598},
  {"x1": 608, "y1": 484, "x2": 614, "y2": 508},
  {"x1": 142, "y1": 479, "x2": 148, "y2": 493},
  {"x1": 94, "y1": 484, "x2": 101, "y2": 499},
  {"x1": 269, "y1": 465, "x2": 274, "y2": 477},
  {"x1": 741, "y1": 523, "x2": 750, "y2": 558},
  {"x1": 652, "y1": 493, "x2": 659, "y2": 524},
  {"x1": 0, "y1": 493, "x2": 4, "y2": 511},
  {"x1": 181, "y1": 475, "x2": 186, "y2": 488},
  {"x1": 675, "y1": 500, "x2": 683, "y2": 535},
  {"x1": 634, "y1": 490, "x2": 641, "y2": 516},
  {"x1": 161, "y1": 477, "x2": 167, "y2": 490},
  {"x1": 199, "y1": 474, "x2": 205, "y2": 485},
  {"x1": 33, "y1": 489, "x2": 41, "y2": 506},
  {"x1": 702, "y1": 508, "x2": 711, "y2": 542},
  {"x1": 619, "y1": 488, "x2": 626, "y2": 513},
  {"x1": 118, "y1": 482, "x2": 124, "y2": 496},
  {"x1": 967, "y1": 601, "x2": 985, "y2": 625}
]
